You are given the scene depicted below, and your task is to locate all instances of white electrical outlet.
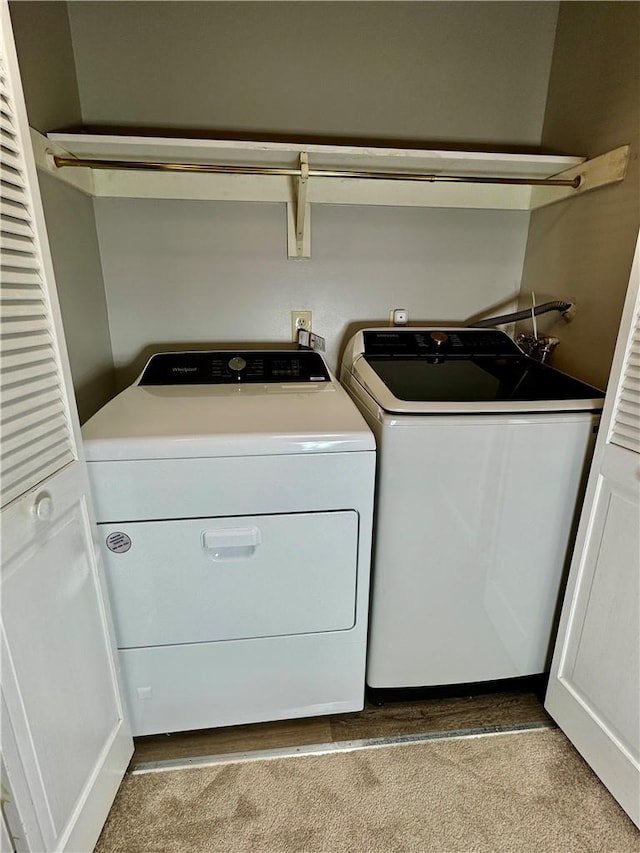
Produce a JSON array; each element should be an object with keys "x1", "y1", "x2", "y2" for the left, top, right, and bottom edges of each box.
[
  {"x1": 291, "y1": 310, "x2": 312, "y2": 341},
  {"x1": 391, "y1": 308, "x2": 408, "y2": 326}
]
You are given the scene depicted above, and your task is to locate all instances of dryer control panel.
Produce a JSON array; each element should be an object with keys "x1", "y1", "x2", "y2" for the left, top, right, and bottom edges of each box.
[{"x1": 139, "y1": 350, "x2": 331, "y2": 384}]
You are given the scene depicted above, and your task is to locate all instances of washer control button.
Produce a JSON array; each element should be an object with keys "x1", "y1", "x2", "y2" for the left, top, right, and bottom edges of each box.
[
  {"x1": 430, "y1": 332, "x2": 449, "y2": 347},
  {"x1": 228, "y1": 356, "x2": 247, "y2": 372}
]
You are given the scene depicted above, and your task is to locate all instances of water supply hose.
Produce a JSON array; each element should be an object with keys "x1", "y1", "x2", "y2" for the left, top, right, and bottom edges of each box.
[{"x1": 470, "y1": 300, "x2": 573, "y2": 328}]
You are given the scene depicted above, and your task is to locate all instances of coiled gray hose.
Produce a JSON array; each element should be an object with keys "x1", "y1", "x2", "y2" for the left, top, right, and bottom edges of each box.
[{"x1": 470, "y1": 300, "x2": 573, "y2": 328}]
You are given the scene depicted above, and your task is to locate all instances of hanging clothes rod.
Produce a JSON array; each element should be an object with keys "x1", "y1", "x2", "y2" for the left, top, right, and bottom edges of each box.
[{"x1": 52, "y1": 155, "x2": 582, "y2": 188}]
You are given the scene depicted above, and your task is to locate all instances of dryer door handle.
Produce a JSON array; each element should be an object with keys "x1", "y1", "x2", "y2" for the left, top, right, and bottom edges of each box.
[{"x1": 202, "y1": 527, "x2": 262, "y2": 561}]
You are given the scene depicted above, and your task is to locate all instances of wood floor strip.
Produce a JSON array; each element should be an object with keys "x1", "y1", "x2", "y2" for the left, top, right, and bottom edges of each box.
[{"x1": 131, "y1": 691, "x2": 551, "y2": 765}]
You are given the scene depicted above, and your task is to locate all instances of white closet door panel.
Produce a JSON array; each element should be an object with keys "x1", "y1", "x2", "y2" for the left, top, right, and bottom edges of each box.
[
  {"x1": 1, "y1": 216, "x2": 32, "y2": 238},
  {"x1": 1, "y1": 269, "x2": 42, "y2": 286},
  {"x1": 1, "y1": 251, "x2": 38, "y2": 271},
  {"x1": 1, "y1": 352, "x2": 57, "y2": 384},
  {"x1": 1, "y1": 5, "x2": 132, "y2": 851},
  {"x1": 0, "y1": 396, "x2": 59, "y2": 429},
  {"x1": 561, "y1": 467, "x2": 639, "y2": 748},
  {"x1": 0, "y1": 179, "x2": 27, "y2": 204},
  {"x1": 2, "y1": 369, "x2": 59, "y2": 401},
  {"x1": 545, "y1": 233, "x2": 640, "y2": 828},
  {"x1": 2, "y1": 473, "x2": 123, "y2": 841},
  {"x1": 1, "y1": 233, "x2": 35, "y2": 253},
  {"x1": 1, "y1": 411, "x2": 68, "y2": 455},
  {"x1": 3, "y1": 440, "x2": 71, "y2": 487},
  {"x1": 0, "y1": 112, "x2": 19, "y2": 140},
  {"x1": 610, "y1": 312, "x2": 640, "y2": 453},
  {"x1": 1, "y1": 329, "x2": 50, "y2": 351},
  {"x1": 0, "y1": 141, "x2": 22, "y2": 167},
  {"x1": 0, "y1": 199, "x2": 30, "y2": 223}
]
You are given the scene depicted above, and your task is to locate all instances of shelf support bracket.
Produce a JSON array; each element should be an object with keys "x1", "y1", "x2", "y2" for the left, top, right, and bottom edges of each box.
[
  {"x1": 30, "y1": 128, "x2": 95, "y2": 196},
  {"x1": 530, "y1": 145, "x2": 630, "y2": 210},
  {"x1": 287, "y1": 152, "x2": 311, "y2": 259}
]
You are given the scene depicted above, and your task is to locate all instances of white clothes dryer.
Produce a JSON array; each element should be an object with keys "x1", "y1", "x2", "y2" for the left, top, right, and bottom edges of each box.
[
  {"x1": 340, "y1": 328, "x2": 604, "y2": 702},
  {"x1": 82, "y1": 349, "x2": 375, "y2": 736}
]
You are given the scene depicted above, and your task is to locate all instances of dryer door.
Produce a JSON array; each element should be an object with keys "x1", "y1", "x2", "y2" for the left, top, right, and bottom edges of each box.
[{"x1": 100, "y1": 510, "x2": 359, "y2": 647}]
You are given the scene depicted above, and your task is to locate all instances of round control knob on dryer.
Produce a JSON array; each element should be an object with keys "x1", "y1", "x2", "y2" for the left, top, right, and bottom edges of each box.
[
  {"x1": 430, "y1": 332, "x2": 449, "y2": 347},
  {"x1": 228, "y1": 356, "x2": 247, "y2": 372}
]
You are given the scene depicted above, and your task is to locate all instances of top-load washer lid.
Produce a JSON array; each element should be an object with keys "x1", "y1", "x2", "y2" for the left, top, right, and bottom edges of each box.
[
  {"x1": 82, "y1": 350, "x2": 375, "y2": 461},
  {"x1": 343, "y1": 328, "x2": 605, "y2": 415}
]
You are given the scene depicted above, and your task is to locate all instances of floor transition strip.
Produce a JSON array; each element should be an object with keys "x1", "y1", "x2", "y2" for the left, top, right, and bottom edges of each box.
[{"x1": 131, "y1": 719, "x2": 554, "y2": 774}]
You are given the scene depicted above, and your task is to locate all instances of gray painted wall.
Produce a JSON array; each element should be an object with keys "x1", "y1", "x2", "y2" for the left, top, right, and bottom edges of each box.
[
  {"x1": 518, "y1": 2, "x2": 640, "y2": 390},
  {"x1": 9, "y1": 0, "x2": 81, "y2": 131},
  {"x1": 94, "y1": 199, "x2": 530, "y2": 387},
  {"x1": 67, "y1": 1, "x2": 558, "y2": 147},
  {"x1": 60, "y1": 1, "x2": 559, "y2": 386},
  {"x1": 38, "y1": 175, "x2": 116, "y2": 422}
]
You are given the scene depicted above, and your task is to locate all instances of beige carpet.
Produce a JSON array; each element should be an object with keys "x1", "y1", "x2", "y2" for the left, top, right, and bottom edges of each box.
[{"x1": 95, "y1": 728, "x2": 638, "y2": 852}]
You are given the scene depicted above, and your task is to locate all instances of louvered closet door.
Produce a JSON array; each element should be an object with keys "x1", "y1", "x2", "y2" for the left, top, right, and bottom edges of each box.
[
  {"x1": 1, "y1": 66, "x2": 75, "y2": 507},
  {"x1": 610, "y1": 310, "x2": 640, "y2": 453},
  {"x1": 0, "y1": 4, "x2": 132, "y2": 852},
  {"x1": 545, "y1": 233, "x2": 640, "y2": 829}
]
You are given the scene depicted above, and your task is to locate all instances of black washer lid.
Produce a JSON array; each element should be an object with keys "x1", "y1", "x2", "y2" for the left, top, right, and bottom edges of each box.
[{"x1": 364, "y1": 355, "x2": 603, "y2": 404}]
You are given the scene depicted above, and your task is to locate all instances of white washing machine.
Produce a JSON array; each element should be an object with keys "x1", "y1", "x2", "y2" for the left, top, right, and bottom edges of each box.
[
  {"x1": 82, "y1": 349, "x2": 375, "y2": 736},
  {"x1": 340, "y1": 328, "x2": 604, "y2": 701}
]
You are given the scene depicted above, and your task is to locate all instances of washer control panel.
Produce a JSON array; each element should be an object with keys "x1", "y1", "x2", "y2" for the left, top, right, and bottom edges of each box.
[
  {"x1": 362, "y1": 329, "x2": 523, "y2": 358},
  {"x1": 139, "y1": 350, "x2": 331, "y2": 385}
]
